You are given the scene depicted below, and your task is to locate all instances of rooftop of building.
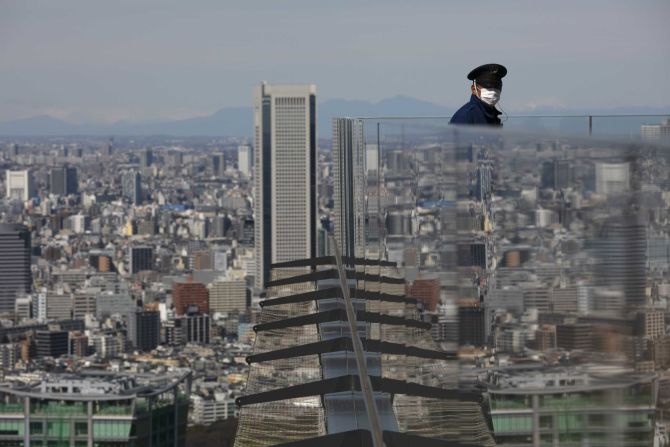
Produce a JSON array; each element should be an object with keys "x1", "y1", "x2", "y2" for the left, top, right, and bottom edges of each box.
[
  {"x1": 0, "y1": 369, "x2": 191, "y2": 401},
  {"x1": 487, "y1": 363, "x2": 655, "y2": 395}
]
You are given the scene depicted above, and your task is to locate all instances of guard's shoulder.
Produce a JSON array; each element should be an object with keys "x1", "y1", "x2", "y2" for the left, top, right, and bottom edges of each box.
[{"x1": 450, "y1": 102, "x2": 477, "y2": 124}]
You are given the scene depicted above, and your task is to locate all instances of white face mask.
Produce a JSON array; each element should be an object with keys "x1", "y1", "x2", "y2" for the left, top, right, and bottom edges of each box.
[{"x1": 476, "y1": 83, "x2": 501, "y2": 106}]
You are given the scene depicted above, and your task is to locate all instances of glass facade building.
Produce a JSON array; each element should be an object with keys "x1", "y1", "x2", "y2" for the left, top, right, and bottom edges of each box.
[
  {"x1": 0, "y1": 371, "x2": 190, "y2": 447},
  {"x1": 488, "y1": 367, "x2": 656, "y2": 446}
]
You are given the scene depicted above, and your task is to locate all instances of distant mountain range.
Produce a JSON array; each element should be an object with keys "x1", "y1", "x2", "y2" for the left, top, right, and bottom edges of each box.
[{"x1": 0, "y1": 96, "x2": 667, "y2": 137}]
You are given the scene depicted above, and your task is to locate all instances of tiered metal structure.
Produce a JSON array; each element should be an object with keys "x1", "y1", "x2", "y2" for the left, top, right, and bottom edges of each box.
[{"x1": 234, "y1": 252, "x2": 495, "y2": 446}]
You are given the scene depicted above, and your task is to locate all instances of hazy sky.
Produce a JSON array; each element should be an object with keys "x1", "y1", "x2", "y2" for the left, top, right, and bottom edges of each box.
[{"x1": 1, "y1": 0, "x2": 669, "y2": 122}]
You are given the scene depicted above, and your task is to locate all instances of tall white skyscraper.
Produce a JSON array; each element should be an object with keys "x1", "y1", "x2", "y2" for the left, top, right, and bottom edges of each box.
[
  {"x1": 253, "y1": 83, "x2": 317, "y2": 289},
  {"x1": 5, "y1": 170, "x2": 35, "y2": 201},
  {"x1": 237, "y1": 145, "x2": 252, "y2": 177}
]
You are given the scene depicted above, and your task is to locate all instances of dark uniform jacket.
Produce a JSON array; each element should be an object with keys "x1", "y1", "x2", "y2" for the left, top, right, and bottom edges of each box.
[{"x1": 449, "y1": 94, "x2": 502, "y2": 126}]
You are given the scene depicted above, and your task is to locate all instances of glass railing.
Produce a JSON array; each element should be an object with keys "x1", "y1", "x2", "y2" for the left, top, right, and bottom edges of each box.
[
  {"x1": 331, "y1": 116, "x2": 666, "y2": 446},
  {"x1": 352, "y1": 114, "x2": 670, "y2": 141}
]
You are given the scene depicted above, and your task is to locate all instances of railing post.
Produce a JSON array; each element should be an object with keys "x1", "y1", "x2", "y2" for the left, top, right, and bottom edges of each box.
[
  {"x1": 330, "y1": 234, "x2": 385, "y2": 447},
  {"x1": 588, "y1": 115, "x2": 593, "y2": 136}
]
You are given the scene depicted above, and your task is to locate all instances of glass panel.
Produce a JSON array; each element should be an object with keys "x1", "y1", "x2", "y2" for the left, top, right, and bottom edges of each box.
[
  {"x1": 92, "y1": 420, "x2": 131, "y2": 440},
  {"x1": 46, "y1": 420, "x2": 69, "y2": 437},
  {"x1": 75, "y1": 421, "x2": 88, "y2": 436},
  {"x1": 30, "y1": 421, "x2": 43, "y2": 434},
  {"x1": 351, "y1": 118, "x2": 666, "y2": 444},
  {"x1": 0, "y1": 419, "x2": 23, "y2": 436}
]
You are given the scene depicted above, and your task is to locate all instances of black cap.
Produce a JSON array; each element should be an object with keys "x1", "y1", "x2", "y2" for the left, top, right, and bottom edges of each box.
[{"x1": 467, "y1": 63, "x2": 507, "y2": 89}]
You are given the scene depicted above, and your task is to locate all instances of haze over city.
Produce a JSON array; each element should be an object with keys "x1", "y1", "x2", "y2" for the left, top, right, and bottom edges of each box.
[{"x1": 1, "y1": 0, "x2": 669, "y2": 125}]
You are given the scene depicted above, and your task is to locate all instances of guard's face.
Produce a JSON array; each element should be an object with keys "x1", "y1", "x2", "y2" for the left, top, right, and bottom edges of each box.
[
  {"x1": 472, "y1": 82, "x2": 502, "y2": 97},
  {"x1": 472, "y1": 82, "x2": 502, "y2": 106}
]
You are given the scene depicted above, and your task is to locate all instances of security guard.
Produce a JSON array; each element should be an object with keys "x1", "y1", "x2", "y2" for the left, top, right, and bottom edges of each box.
[{"x1": 450, "y1": 63, "x2": 507, "y2": 126}]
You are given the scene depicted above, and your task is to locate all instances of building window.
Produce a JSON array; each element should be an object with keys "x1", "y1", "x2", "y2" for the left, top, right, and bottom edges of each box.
[
  {"x1": 30, "y1": 421, "x2": 43, "y2": 434},
  {"x1": 0, "y1": 419, "x2": 23, "y2": 436},
  {"x1": 92, "y1": 420, "x2": 131, "y2": 440},
  {"x1": 75, "y1": 421, "x2": 88, "y2": 436},
  {"x1": 539, "y1": 415, "x2": 553, "y2": 429},
  {"x1": 47, "y1": 421, "x2": 70, "y2": 437}
]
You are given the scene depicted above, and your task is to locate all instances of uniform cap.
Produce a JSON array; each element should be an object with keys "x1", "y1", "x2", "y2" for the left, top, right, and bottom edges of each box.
[{"x1": 467, "y1": 63, "x2": 507, "y2": 89}]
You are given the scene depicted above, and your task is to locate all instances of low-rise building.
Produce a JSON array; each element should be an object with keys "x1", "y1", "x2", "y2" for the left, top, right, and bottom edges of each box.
[
  {"x1": 0, "y1": 370, "x2": 191, "y2": 447},
  {"x1": 191, "y1": 393, "x2": 237, "y2": 425},
  {"x1": 487, "y1": 366, "x2": 656, "y2": 446}
]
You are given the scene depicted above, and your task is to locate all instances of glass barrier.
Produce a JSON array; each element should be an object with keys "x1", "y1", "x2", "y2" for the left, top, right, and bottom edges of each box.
[
  {"x1": 331, "y1": 117, "x2": 669, "y2": 446},
  {"x1": 354, "y1": 114, "x2": 670, "y2": 141}
]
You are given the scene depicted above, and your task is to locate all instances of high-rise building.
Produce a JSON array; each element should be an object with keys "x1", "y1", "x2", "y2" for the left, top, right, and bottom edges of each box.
[
  {"x1": 595, "y1": 162, "x2": 629, "y2": 196},
  {"x1": 253, "y1": 83, "x2": 317, "y2": 289},
  {"x1": 96, "y1": 292, "x2": 135, "y2": 319},
  {"x1": 128, "y1": 246, "x2": 153, "y2": 274},
  {"x1": 122, "y1": 170, "x2": 142, "y2": 204},
  {"x1": 104, "y1": 137, "x2": 114, "y2": 156},
  {"x1": 365, "y1": 143, "x2": 379, "y2": 174},
  {"x1": 14, "y1": 296, "x2": 32, "y2": 320},
  {"x1": 637, "y1": 310, "x2": 665, "y2": 340},
  {"x1": 49, "y1": 166, "x2": 78, "y2": 196},
  {"x1": 192, "y1": 250, "x2": 212, "y2": 270},
  {"x1": 476, "y1": 164, "x2": 492, "y2": 201},
  {"x1": 35, "y1": 330, "x2": 69, "y2": 358},
  {"x1": 208, "y1": 280, "x2": 247, "y2": 314},
  {"x1": 192, "y1": 394, "x2": 237, "y2": 425},
  {"x1": 175, "y1": 314, "x2": 211, "y2": 344},
  {"x1": 69, "y1": 331, "x2": 89, "y2": 357},
  {"x1": 591, "y1": 217, "x2": 647, "y2": 310},
  {"x1": 46, "y1": 292, "x2": 72, "y2": 320},
  {"x1": 128, "y1": 310, "x2": 160, "y2": 352},
  {"x1": 211, "y1": 153, "x2": 225, "y2": 177},
  {"x1": 541, "y1": 159, "x2": 572, "y2": 190},
  {"x1": 5, "y1": 170, "x2": 35, "y2": 201},
  {"x1": 332, "y1": 118, "x2": 366, "y2": 260},
  {"x1": 237, "y1": 145, "x2": 252, "y2": 177},
  {"x1": 68, "y1": 214, "x2": 90, "y2": 234},
  {"x1": 458, "y1": 300, "x2": 486, "y2": 347},
  {"x1": 457, "y1": 242, "x2": 487, "y2": 269},
  {"x1": 140, "y1": 148, "x2": 153, "y2": 167},
  {"x1": 173, "y1": 280, "x2": 209, "y2": 315},
  {"x1": 556, "y1": 323, "x2": 593, "y2": 351},
  {"x1": 72, "y1": 292, "x2": 96, "y2": 319},
  {"x1": 641, "y1": 118, "x2": 670, "y2": 141},
  {"x1": 0, "y1": 224, "x2": 32, "y2": 314},
  {"x1": 406, "y1": 278, "x2": 440, "y2": 312}
]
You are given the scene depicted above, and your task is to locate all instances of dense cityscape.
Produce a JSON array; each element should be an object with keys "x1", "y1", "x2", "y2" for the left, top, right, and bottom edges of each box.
[{"x1": 0, "y1": 78, "x2": 669, "y2": 446}]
